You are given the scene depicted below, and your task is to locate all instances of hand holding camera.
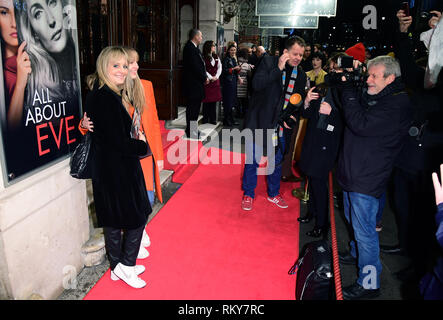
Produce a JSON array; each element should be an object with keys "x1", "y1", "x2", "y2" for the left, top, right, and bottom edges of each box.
[
  {"x1": 319, "y1": 101, "x2": 332, "y2": 116},
  {"x1": 428, "y1": 11, "x2": 442, "y2": 28}
]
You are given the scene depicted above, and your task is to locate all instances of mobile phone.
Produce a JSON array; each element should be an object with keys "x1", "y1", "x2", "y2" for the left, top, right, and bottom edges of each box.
[{"x1": 401, "y1": 2, "x2": 410, "y2": 17}]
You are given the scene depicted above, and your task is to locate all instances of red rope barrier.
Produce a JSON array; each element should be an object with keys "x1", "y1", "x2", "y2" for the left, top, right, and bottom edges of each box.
[{"x1": 329, "y1": 171, "x2": 343, "y2": 300}]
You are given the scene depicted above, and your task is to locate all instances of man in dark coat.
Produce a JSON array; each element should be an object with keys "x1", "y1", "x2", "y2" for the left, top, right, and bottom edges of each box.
[
  {"x1": 384, "y1": 10, "x2": 443, "y2": 287},
  {"x1": 241, "y1": 36, "x2": 307, "y2": 211},
  {"x1": 182, "y1": 29, "x2": 208, "y2": 138},
  {"x1": 337, "y1": 56, "x2": 413, "y2": 300},
  {"x1": 300, "y1": 43, "x2": 312, "y2": 72}
]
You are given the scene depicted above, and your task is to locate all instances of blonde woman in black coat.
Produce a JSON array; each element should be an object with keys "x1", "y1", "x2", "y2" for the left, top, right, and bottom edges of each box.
[{"x1": 85, "y1": 46, "x2": 151, "y2": 289}]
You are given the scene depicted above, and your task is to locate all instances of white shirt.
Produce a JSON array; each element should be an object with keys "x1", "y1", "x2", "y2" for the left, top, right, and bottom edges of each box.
[{"x1": 205, "y1": 56, "x2": 222, "y2": 80}]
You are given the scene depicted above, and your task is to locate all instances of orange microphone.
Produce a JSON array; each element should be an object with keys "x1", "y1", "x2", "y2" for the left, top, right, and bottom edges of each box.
[
  {"x1": 290, "y1": 93, "x2": 303, "y2": 106},
  {"x1": 278, "y1": 93, "x2": 303, "y2": 128}
]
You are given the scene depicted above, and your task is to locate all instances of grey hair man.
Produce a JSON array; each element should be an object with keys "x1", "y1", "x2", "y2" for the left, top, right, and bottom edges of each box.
[{"x1": 337, "y1": 55, "x2": 413, "y2": 300}]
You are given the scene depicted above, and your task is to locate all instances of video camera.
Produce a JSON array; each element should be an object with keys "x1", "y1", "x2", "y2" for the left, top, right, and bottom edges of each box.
[
  {"x1": 328, "y1": 55, "x2": 367, "y2": 87},
  {"x1": 278, "y1": 93, "x2": 303, "y2": 129}
]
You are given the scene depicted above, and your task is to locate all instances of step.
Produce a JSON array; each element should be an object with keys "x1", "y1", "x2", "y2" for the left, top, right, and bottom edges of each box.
[{"x1": 181, "y1": 121, "x2": 222, "y2": 144}]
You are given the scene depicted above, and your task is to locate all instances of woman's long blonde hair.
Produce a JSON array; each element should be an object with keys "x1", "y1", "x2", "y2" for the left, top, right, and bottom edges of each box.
[
  {"x1": 86, "y1": 46, "x2": 132, "y2": 106},
  {"x1": 122, "y1": 47, "x2": 146, "y2": 114}
]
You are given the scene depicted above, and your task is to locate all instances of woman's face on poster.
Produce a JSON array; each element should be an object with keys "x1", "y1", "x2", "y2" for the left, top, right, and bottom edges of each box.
[
  {"x1": 0, "y1": 0, "x2": 18, "y2": 48},
  {"x1": 26, "y1": 0, "x2": 68, "y2": 53}
]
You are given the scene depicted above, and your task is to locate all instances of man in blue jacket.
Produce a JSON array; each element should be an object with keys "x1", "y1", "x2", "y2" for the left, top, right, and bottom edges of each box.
[{"x1": 337, "y1": 56, "x2": 413, "y2": 299}]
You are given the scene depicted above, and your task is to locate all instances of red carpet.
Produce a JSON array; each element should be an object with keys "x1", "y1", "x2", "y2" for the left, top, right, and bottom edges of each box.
[
  {"x1": 84, "y1": 148, "x2": 300, "y2": 300},
  {"x1": 161, "y1": 126, "x2": 203, "y2": 184}
]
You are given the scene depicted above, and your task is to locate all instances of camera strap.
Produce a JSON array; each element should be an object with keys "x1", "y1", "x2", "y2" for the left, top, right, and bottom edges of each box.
[{"x1": 282, "y1": 67, "x2": 298, "y2": 110}]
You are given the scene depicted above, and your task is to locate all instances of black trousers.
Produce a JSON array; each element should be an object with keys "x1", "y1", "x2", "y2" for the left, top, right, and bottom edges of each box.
[
  {"x1": 202, "y1": 102, "x2": 217, "y2": 123},
  {"x1": 307, "y1": 176, "x2": 329, "y2": 229},
  {"x1": 185, "y1": 97, "x2": 202, "y2": 136},
  {"x1": 104, "y1": 225, "x2": 145, "y2": 270},
  {"x1": 391, "y1": 167, "x2": 439, "y2": 276}
]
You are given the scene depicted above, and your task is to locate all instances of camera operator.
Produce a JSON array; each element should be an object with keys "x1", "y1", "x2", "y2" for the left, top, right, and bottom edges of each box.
[
  {"x1": 296, "y1": 57, "x2": 344, "y2": 238},
  {"x1": 241, "y1": 36, "x2": 307, "y2": 211},
  {"x1": 386, "y1": 9, "x2": 443, "y2": 288},
  {"x1": 336, "y1": 56, "x2": 413, "y2": 300}
]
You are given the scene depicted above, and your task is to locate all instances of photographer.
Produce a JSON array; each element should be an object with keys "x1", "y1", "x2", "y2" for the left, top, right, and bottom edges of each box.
[
  {"x1": 337, "y1": 56, "x2": 413, "y2": 300},
  {"x1": 386, "y1": 9, "x2": 443, "y2": 287},
  {"x1": 241, "y1": 36, "x2": 307, "y2": 211},
  {"x1": 297, "y1": 62, "x2": 344, "y2": 237}
]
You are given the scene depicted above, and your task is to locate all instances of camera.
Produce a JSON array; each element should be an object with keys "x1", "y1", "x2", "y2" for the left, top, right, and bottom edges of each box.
[
  {"x1": 420, "y1": 11, "x2": 439, "y2": 21},
  {"x1": 415, "y1": 11, "x2": 440, "y2": 32},
  {"x1": 278, "y1": 93, "x2": 303, "y2": 129},
  {"x1": 328, "y1": 55, "x2": 367, "y2": 86}
]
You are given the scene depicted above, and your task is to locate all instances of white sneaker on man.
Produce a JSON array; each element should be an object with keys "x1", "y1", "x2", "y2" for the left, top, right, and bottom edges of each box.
[
  {"x1": 141, "y1": 229, "x2": 151, "y2": 247},
  {"x1": 112, "y1": 263, "x2": 146, "y2": 288},
  {"x1": 111, "y1": 265, "x2": 145, "y2": 281},
  {"x1": 137, "y1": 246, "x2": 150, "y2": 259}
]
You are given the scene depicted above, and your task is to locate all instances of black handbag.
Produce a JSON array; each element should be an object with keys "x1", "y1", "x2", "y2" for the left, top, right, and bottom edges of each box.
[
  {"x1": 289, "y1": 240, "x2": 334, "y2": 300},
  {"x1": 70, "y1": 133, "x2": 92, "y2": 179}
]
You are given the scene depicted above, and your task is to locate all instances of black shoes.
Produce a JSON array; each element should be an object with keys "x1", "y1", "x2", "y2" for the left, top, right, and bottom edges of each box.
[
  {"x1": 306, "y1": 227, "x2": 326, "y2": 238},
  {"x1": 380, "y1": 244, "x2": 405, "y2": 255},
  {"x1": 342, "y1": 282, "x2": 380, "y2": 300},
  {"x1": 339, "y1": 251, "x2": 357, "y2": 265},
  {"x1": 297, "y1": 213, "x2": 312, "y2": 223}
]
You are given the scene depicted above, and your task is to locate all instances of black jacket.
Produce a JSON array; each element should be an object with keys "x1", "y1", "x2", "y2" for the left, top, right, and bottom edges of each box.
[
  {"x1": 182, "y1": 40, "x2": 207, "y2": 101},
  {"x1": 394, "y1": 32, "x2": 443, "y2": 175},
  {"x1": 221, "y1": 56, "x2": 239, "y2": 83},
  {"x1": 86, "y1": 85, "x2": 151, "y2": 229},
  {"x1": 299, "y1": 85, "x2": 343, "y2": 179},
  {"x1": 337, "y1": 78, "x2": 413, "y2": 198},
  {"x1": 244, "y1": 55, "x2": 307, "y2": 133}
]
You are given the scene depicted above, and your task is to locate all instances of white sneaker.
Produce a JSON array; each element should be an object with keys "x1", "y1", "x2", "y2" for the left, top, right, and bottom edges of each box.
[
  {"x1": 141, "y1": 229, "x2": 151, "y2": 247},
  {"x1": 112, "y1": 263, "x2": 146, "y2": 288},
  {"x1": 111, "y1": 265, "x2": 145, "y2": 281},
  {"x1": 137, "y1": 246, "x2": 150, "y2": 259}
]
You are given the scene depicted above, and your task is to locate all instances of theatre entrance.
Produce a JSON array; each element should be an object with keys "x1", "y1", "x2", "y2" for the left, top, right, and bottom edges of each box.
[{"x1": 75, "y1": 0, "x2": 199, "y2": 120}]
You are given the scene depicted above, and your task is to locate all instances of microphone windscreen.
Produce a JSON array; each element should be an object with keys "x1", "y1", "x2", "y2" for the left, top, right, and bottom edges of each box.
[{"x1": 290, "y1": 93, "x2": 302, "y2": 106}]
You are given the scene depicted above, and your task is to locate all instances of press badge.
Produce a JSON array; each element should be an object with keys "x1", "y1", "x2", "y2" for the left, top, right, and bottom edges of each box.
[{"x1": 327, "y1": 124, "x2": 335, "y2": 132}]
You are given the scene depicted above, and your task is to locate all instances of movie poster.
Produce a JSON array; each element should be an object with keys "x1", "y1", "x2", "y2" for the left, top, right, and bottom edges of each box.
[{"x1": 0, "y1": 0, "x2": 81, "y2": 183}]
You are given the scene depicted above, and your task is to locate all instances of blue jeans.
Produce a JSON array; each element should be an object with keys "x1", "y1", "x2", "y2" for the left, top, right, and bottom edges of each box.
[
  {"x1": 147, "y1": 163, "x2": 156, "y2": 206},
  {"x1": 343, "y1": 191, "x2": 382, "y2": 289},
  {"x1": 242, "y1": 133, "x2": 285, "y2": 199}
]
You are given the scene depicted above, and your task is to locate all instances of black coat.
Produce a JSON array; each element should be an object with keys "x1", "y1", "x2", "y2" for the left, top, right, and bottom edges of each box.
[
  {"x1": 337, "y1": 78, "x2": 413, "y2": 198},
  {"x1": 221, "y1": 56, "x2": 239, "y2": 83},
  {"x1": 182, "y1": 40, "x2": 207, "y2": 101},
  {"x1": 394, "y1": 32, "x2": 443, "y2": 175},
  {"x1": 86, "y1": 85, "x2": 151, "y2": 229},
  {"x1": 244, "y1": 55, "x2": 307, "y2": 133},
  {"x1": 299, "y1": 86, "x2": 343, "y2": 179}
]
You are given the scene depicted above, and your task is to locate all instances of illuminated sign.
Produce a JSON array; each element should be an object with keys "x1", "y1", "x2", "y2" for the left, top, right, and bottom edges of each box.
[{"x1": 256, "y1": 0, "x2": 337, "y2": 17}]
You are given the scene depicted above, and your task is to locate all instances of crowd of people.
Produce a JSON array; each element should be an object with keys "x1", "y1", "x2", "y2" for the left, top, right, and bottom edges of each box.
[
  {"x1": 237, "y1": 9, "x2": 443, "y2": 300},
  {"x1": 70, "y1": 9, "x2": 443, "y2": 300}
]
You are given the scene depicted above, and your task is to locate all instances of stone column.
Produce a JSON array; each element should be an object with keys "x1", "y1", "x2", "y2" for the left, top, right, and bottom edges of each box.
[{"x1": 199, "y1": 0, "x2": 222, "y2": 47}]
